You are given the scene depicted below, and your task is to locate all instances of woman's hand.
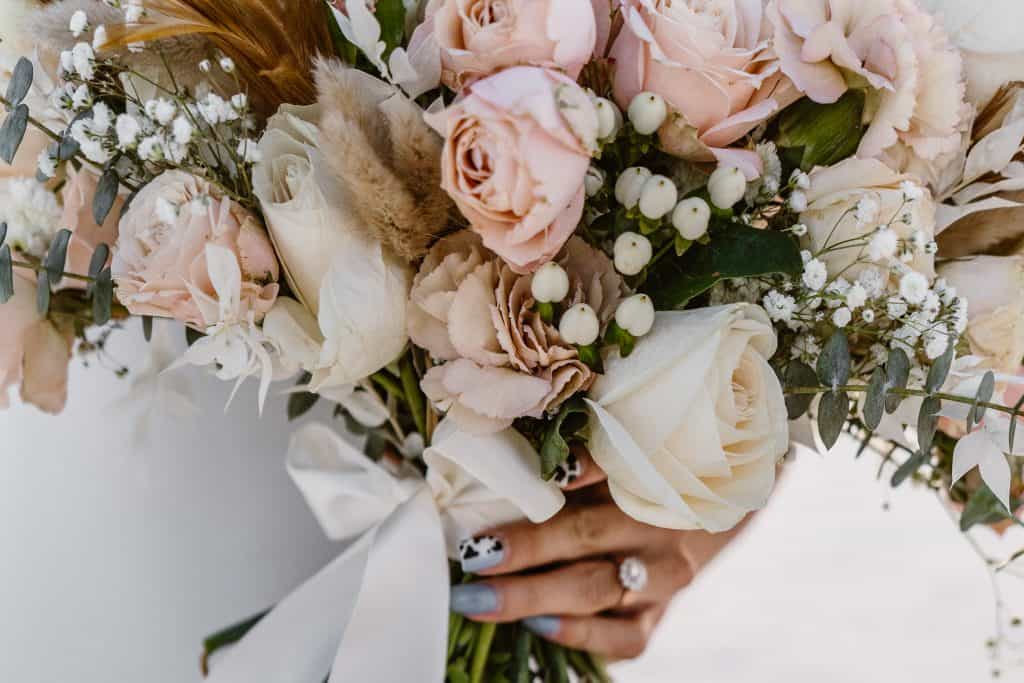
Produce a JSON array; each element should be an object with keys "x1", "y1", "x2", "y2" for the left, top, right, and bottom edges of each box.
[{"x1": 449, "y1": 446, "x2": 750, "y2": 661}]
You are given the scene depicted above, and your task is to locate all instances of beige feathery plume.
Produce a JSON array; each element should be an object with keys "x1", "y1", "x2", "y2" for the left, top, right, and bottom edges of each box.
[
  {"x1": 102, "y1": 0, "x2": 332, "y2": 116},
  {"x1": 314, "y1": 58, "x2": 452, "y2": 262}
]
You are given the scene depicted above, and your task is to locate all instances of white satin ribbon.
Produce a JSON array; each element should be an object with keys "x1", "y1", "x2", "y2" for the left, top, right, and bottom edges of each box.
[{"x1": 206, "y1": 418, "x2": 565, "y2": 683}]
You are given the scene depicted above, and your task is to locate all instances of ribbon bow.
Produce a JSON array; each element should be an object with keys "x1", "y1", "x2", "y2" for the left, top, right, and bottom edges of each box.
[{"x1": 206, "y1": 418, "x2": 565, "y2": 683}]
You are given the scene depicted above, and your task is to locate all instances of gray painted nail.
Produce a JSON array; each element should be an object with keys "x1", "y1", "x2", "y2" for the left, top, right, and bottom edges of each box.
[
  {"x1": 450, "y1": 584, "x2": 499, "y2": 616},
  {"x1": 522, "y1": 615, "x2": 561, "y2": 637},
  {"x1": 459, "y1": 535, "x2": 505, "y2": 573}
]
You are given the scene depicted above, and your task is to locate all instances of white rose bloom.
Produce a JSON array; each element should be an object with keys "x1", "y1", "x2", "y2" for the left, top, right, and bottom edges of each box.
[
  {"x1": 254, "y1": 103, "x2": 412, "y2": 389},
  {"x1": 938, "y1": 255, "x2": 1024, "y2": 374},
  {"x1": 585, "y1": 304, "x2": 789, "y2": 532}
]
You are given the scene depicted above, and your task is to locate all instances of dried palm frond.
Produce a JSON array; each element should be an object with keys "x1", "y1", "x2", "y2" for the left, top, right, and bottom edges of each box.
[
  {"x1": 315, "y1": 58, "x2": 452, "y2": 262},
  {"x1": 103, "y1": 0, "x2": 332, "y2": 116}
]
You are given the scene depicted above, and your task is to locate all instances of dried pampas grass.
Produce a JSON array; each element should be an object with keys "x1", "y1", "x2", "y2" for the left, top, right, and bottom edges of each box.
[{"x1": 315, "y1": 58, "x2": 452, "y2": 262}]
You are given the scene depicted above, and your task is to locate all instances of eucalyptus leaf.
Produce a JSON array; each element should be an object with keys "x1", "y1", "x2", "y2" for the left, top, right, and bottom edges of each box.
[
  {"x1": 44, "y1": 229, "x2": 71, "y2": 287},
  {"x1": 4, "y1": 57, "x2": 33, "y2": 107},
  {"x1": 916, "y1": 396, "x2": 941, "y2": 455},
  {"x1": 968, "y1": 371, "x2": 996, "y2": 429},
  {"x1": 645, "y1": 224, "x2": 802, "y2": 309},
  {"x1": 0, "y1": 221, "x2": 6, "y2": 246},
  {"x1": 884, "y1": 349, "x2": 910, "y2": 413},
  {"x1": 1008, "y1": 392, "x2": 1024, "y2": 452},
  {"x1": 784, "y1": 361, "x2": 818, "y2": 420},
  {"x1": 92, "y1": 169, "x2": 120, "y2": 226},
  {"x1": 142, "y1": 315, "x2": 153, "y2": 342},
  {"x1": 58, "y1": 110, "x2": 93, "y2": 161},
  {"x1": 925, "y1": 341, "x2": 955, "y2": 393},
  {"x1": 0, "y1": 103, "x2": 29, "y2": 164},
  {"x1": 891, "y1": 451, "x2": 926, "y2": 487},
  {"x1": 863, "y1": 367, "x2": 886, "y2": 431},
  {"x1": 817, "y1": 390, "x2": 849, "y2": 450},
  {"x1": 540, "y1": 398, "x2": 589, "y2": 480},
  {"x1": 816, "y1": 331, "x2": 850, "y2": 388},
  {"x1": 88, "y1": 243, "x2": 110, "y2": 279},
  {"x1": 36, "y1": 268, "x2": 50, "y2": 315},
  {"x1": 185, "y1": 326, "x2": 204, "y2": 346},
  {"x1": 960, "y1": 483, "x2": 1012, "y2": 532},
  {"x1": 0, "y1": 244, "x2": 13, "y2": 304},
  {"x1": 92, "y1": 268, "x2": 112, "y2": 325},
  {"x1": 288, "y1": 390, "x2": 320, "y2": 421}
]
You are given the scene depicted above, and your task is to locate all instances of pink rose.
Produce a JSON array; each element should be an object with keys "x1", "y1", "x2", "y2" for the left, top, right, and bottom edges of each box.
[
  {"x1": 58, "y1": 167, "x2": 123, "y2": 289},
  {"x1": 415, "y1": 0, "x2": 597, "y2": 90},
  {"x1": 0, "y1": 274, "x2": 73, "y2": 414},
  {"x1": 112, "y1": 171, "x2": 280, "y2": 329},
  {"x1": 768, "y1": 0, "x2": 967, "y2": 165},
  {"x1": 427, "y1": 66, "x2": 597, "y2": 273},
  {"x1": 610, "y1": 0, "x2": 798, "y2": 176}
]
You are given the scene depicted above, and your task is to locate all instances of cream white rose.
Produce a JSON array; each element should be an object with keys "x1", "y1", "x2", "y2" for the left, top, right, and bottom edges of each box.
[
  {"x1": 585, "y1": 304, "x2": 789, "y2": 533},
  {"x1": 938, "y1": 255, "x2": 1024, "y2": 374},
  {"x1": 254, "y1": 104, "x2": 412, "y2": 389}
]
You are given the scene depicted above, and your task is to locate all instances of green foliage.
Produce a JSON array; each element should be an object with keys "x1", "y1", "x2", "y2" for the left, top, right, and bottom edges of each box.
[
  {"x1": 93, "y1": 169, "x2": 120, "y2": 226},
  {"x1": 88, "y1": 243, "x2": 110, "y2": 279},
  {"x1": 775, "y1": 90, "x2": 866, "y2": 171},
  {"x1": 44, "y1": 229, "x2": 71, "y2": 288},
  {"x1": 603, "y1": 320, "x2": 635, "y2": 358},
  {"x1": 916, "y1": 396, "x2": 941, "y2": 455},
  {"x1": 576, "y1": 344, "x2": 604, "y2": 373},
  {"x1": 967, "y1": 370, "x2": 996, "y2": 431},
  {"x1": 0, "y1": 243, "x2": 12, "y2": 304},
  {"x1": 91, "y1": 268, "x2": 113, "y2": 325},
  {"x1": 141, "y1": 315, "x2": 153, "y2": 342},
  {"x1": 1009, "y1": 392, "x2": 1024, "y2": 451},
  {"x1": 891, "y1": 451, "x2": 927, "y2": 488},
  {"x1": 817, "y1": 390, "x2": 849, "y2": 450},
  {"x1": 375, "y1": 0, "x2": 406, "y2": 57},
  {"x1": 324, "y1": 0, "x2": 359, "y2": 64},
  {"x1": 4, "y1": 57, "x2": 33, "y2": 107},
  {"x1": 817, "y1": 331, "x2": 851, "y2": 389},
  {"x1": 35, "y1": 269, "x2": 49, "y2": 315},
  {"x1": 0, "y1": 103, "x2": 29, "y2": 164},
  {"x1": 540, "y1": 398, "x2": 588, "y2": 480},
  {"x1": 645, "y1": 224, "x2": 802, "y2": 310},
  {"x1": 200, "y1": 610, "x2": 270, "y2": 676},
  {"x1": 509, "y1": 629, "x2": 532, "y2": 683},
  {"x1": 783, "y1": 361, "x2": 818, "y2": 420},
  {"x1": 288, "y1": 373, "x2": 321, "y2": 421},
  {"x1": 925, "y1": 342, "x2": 955, "y2": 393},
  {"x1": 884, "y1": 349, "x2": 910, "y2": 414},
  {"x1": 960, "y1": 483, "x2": 1013, "y2": 532},
  {"x1": 863, "y1": 367, "x2": 886, "y2": 431}
]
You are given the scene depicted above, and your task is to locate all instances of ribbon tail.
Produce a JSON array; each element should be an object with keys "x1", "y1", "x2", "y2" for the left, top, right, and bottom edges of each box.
[
  {"x1": 205, "y1": 529, "x2": 378, "y2": 683},
  {"x1": 329, "y1": 487, "x2": 450, "y2": 682}
]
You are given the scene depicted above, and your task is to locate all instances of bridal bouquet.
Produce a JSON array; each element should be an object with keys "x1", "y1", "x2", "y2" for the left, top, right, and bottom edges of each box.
[{"x1": 4, "y1": 0, "x2": 1024, "y2": 679}]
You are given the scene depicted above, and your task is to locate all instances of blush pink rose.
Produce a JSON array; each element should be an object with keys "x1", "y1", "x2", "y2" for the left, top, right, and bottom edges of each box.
[
  {"x1": 58, "y1": 167, "x2": 124, "y2": 290},
  {"x1": 610, "y1": 0, "x2": 799, "y2": 177},
  {"x1": 768, "y1": 0, "x2": 967, "y2": 165},
  {"x1": 0, "y1": 274, "x2": 73, "y2": 414},
  {"x1": 426, "y1": 66, "x2": 598, "y2": 273},
  {"x1": 414, "y1": 0, "x2": 597, "y2": 90},
  {"x1": 112, "y1": 171, "x2": 280, "y2": 329}
]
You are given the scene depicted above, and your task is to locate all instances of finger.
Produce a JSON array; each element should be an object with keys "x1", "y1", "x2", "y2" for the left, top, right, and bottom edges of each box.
[
  {"x1": 552, "y1": 445, "x2": 606, "y2": 491},
  {"x1": 523, "y1": 607, "x2": 664, "y2": 661},
  {"x1": 451, "y1": 560, "x2": 623, "y2": 622},
  {"x1": 458, "y1": 502, "x2": 659, "y2": 575}
]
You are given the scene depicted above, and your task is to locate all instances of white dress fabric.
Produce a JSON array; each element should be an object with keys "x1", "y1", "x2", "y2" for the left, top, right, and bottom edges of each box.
[{"x1": 0, "y1": 320, "x2": 336, "y2": 683}]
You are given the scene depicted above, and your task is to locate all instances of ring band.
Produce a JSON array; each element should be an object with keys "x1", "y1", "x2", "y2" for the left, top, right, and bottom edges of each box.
[{"x1": 618, "y1": 556, "x2": 648, "y2": 593}]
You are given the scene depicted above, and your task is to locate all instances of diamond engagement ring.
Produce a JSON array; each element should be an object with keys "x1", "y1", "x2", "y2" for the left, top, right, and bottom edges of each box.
[{"x1": 618, "y1": 556, "x2": 648, "y2": 593}]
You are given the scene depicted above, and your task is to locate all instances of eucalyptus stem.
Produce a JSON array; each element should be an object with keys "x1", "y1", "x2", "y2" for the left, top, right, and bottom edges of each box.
[
  {"x1": 785, "y1": 385, "x2": 1024, "y2": 420},
  {"x1": 370, "y1": 370, "x2": 405, "y2": 401},
  {"x1": 469, "y1": 622, "x2": 497, "y2": 683},
  {"x1": 400, "y1": 354, "x2": 428, "y2": 439},
  {"x1": 11, "y1": 258, "x2": 94, "y2": 283}
]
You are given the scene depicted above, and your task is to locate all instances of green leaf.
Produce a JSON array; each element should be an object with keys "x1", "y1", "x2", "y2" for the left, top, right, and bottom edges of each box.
[
  {"x1": 142, "y1": 315, "x2": 153, "y2": 342},
  {"x1": 542, "y1": 641, "x2": 569, "y2": 683},
  {"x1": 783, "y1": 361, "x2": 818, "y2": 419},
  {"x1": 884, "y1": 349, "x2": 910, "y2": 414},
  {"x1": 92, "y1": 169, "x2": 120, "y2": 226},
  {"x1": 446, "y1": 667, "x2": 471, "y2": 683},
  {"x1": 44, "y1": 228, "x2": 71, "y2": 287},
  {"x1": 324, "y1": 0, "x2": 359, "y2": 64},
  {"x1": 540, "y1": 398, "x2": 588, "y2": 480},
  {"x1": 916, "y1": 396, "x2": 941, "y2": 455},
  {"x1": 288, "y1": 380, "x2": 320, "y2": 421},
  {"x1": 925, "y1": 341, "x2": 955, "y2": 393},
  {"x1": 960, "y1": 483, "x2": 1012, "y2": 532},
  {"x1": 604, "y1": 320, "x2": 635, "y2": 358},
  {"x1": 0, "y1": 103, "x2": 29, "y2": 164},
  {"x1": 816, "y1": 331, "x2": 850, "y2": 388},
  {"x1": 891, "y1": 451, "x2": 926, "y2": 488},
  {"x1": 576, "y1": 344, "x2": 604, "y2": 373},
  {"x1": 863, "y1": 368, "x2": 886, "y2": 431},
  {"x1": 775, "y1": 90, "x2": 866, "y2": 171},
  {"x1": 0, "y1": 221, "x2": 6, "y2": 247},
  {"x1": 92, "y1": 268, "x2": 112, "y2": 325},
  {"x1": 817, "y1": 390, "x2": 849, "y2": 450},
  {"x1": 201, "y1": 610, "x2": 269, "y2": 676},
  {"x1": 35, "y1": 268, "x2": 50, "y2": 315},
  {"x1": 375, "y1": 0, "x2": 406, "y2": 56},
  {"x1": 0, "y1": 244, "x2": 13, "y2": 304},
  {"x1": 88, "y1": 243, "x2": 109, "y2": 279},
  {"x1": 510, "y1": 628, "x2": 532, "y2": 683},
  {"x1": 645, "y1": 224, "x2": 802, "y2": 310},
  {"x1": 185, "y1": 325, "x2": 204, "y2": 346},
  {"x1": 968, "y1": 371, "x2": 996, "y2": 430},
  {"x1": 4, "y1": 57, "x2": 33, "y2": 107}
]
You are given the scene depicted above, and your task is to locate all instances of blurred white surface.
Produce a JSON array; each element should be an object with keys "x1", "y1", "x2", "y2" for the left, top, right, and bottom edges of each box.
[{"x1": 0, "y1": 323, "x2": 1007, "y2": 682}]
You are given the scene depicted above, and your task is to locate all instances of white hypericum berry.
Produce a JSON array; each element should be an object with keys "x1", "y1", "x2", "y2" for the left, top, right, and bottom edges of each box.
[
  {"x1": 627, "y1": 92, "x2": 667, "y2": 135},
  {"x1": 613, "y1": 232, "x2": 653, "y2": 276},
  {"x1": 559, "y1": 304, "x2": 600, "y2": 346},
  {"x1": 531, "y1": 262, "x2": 570, "y2": 303},
  {"x1": 584, "y1": 166, "x2": 606, "y2": 198},
  {"x1": 672, "y1": 197, "x2": 711, "y2": 240},
  {"x1": 708, "y1": 166, "x2": 746, "y2": 209},
  {"x1": 594, "y1": 97, "x2": 622, "y2": 140},
  {"x1": 614, "y1": 167, "x2": 652, "y2": 208},
  {"x1": 788, "y1": 190, "x2": 808, "y2": 212},
  {"x1": 615, "y1": 294, "x2": 656, "y2": 337},
  {"x1": 638, "y1": 175, "x2": 678, "y2": 220},
  {"x1": 898, "y1": 271, "x2": 929, "y2": 304},
  {"x1": 70, "y1": 10, "x2": 89, "y2": 36}
]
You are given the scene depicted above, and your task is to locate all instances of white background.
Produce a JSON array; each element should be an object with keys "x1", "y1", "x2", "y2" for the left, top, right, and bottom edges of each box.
[{"x1": 0, "y1": 324, "x2": 1010, "y2": 682}]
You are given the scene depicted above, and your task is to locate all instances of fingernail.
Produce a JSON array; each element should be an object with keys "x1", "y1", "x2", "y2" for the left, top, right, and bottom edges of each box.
[
  {"x1": 450, "y1": 584, "x2": 499, "y2": 616},
  {"x1": 552, "y1": 452, "x2": 583, "y2": 488},
  {"x1": 523, "y1": 615, "x2": 561, "y2": 637},
  {"x1": 459, "y1": 535, "x2": 505, "y2": 573}
]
